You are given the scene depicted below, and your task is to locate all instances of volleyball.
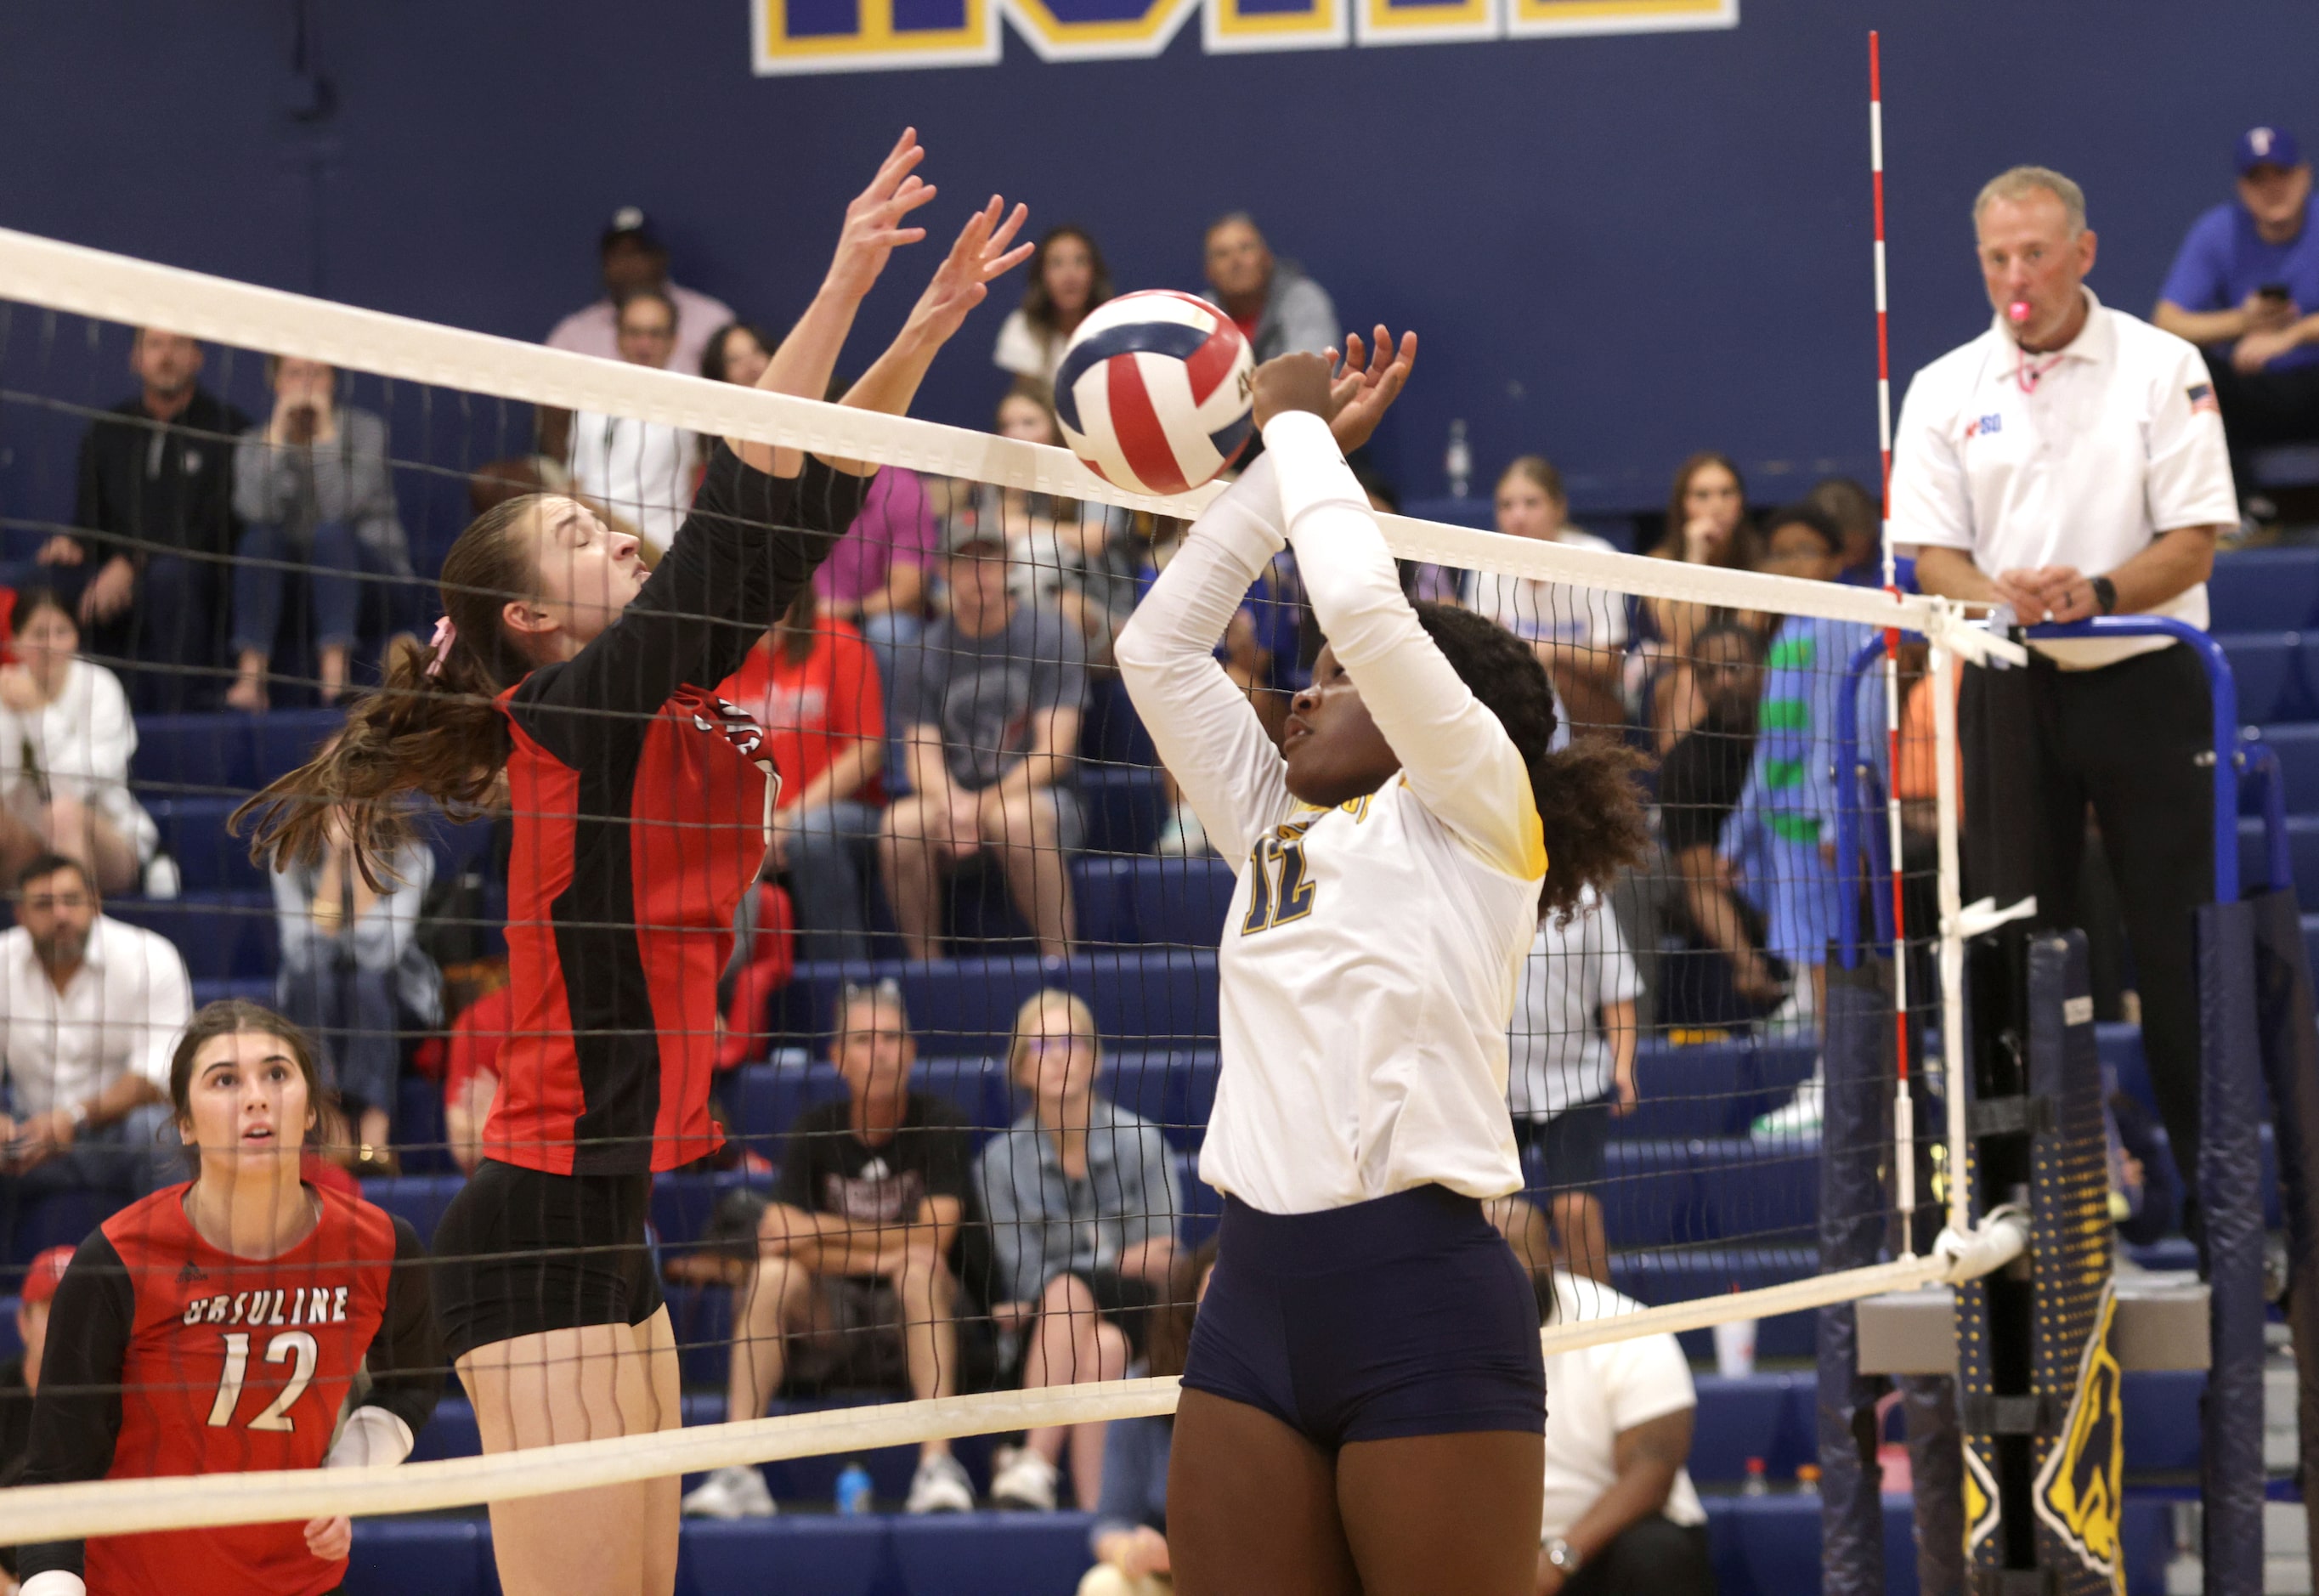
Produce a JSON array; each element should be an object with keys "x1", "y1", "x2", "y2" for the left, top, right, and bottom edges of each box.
[{"x1": 1053, "y1": 289, "x2": 1255, "y2": 496}]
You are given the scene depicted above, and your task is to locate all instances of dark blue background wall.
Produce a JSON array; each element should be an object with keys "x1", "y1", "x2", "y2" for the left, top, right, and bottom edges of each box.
[{"x1": 3, "y1": 0, "x2": 2314, "y2": 517}]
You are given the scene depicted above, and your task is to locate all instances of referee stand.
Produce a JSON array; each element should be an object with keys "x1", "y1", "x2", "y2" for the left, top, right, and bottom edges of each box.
[{"x1": 1820, "y1": 618, "x2": 2319, "y2": 1596}]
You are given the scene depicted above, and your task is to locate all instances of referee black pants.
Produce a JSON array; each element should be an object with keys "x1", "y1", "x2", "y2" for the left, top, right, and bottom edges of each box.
[{"x1": 1960, "y1": 645, "x2": 2215, "y2": 1168}]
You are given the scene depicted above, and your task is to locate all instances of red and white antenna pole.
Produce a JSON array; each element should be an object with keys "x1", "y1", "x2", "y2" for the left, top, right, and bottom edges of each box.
[{"x1": 1871, "y1": 30, "x2": 1918, "y2": 1249}]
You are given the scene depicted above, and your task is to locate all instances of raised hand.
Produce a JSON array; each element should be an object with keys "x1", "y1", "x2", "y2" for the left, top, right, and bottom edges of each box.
[
  {"x1": 896, "y1": 194, "x2": 1034, "y2": 352},
  {"x1": 1326, "y1": 325, "x2": 1417, "y2": 453},
  {"x1": 822, "y1": 127, "x2": 941, "y2": 303}
]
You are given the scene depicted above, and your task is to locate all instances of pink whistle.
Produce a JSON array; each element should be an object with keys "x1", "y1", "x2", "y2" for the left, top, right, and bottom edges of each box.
[{"x1": 2007, "y1": 300, "x2": 2033, "y2": 324}]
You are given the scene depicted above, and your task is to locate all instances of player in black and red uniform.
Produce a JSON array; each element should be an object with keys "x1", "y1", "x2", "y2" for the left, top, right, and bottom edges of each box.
[
  {"x1": 14, "y1": 999, "x2": 440, "y2": 1596},
  {"x1": 236, "y1": 130, "x2": 1032, "y2": 1596}
]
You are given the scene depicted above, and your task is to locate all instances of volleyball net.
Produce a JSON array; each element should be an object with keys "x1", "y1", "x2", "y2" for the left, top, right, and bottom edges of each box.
[{"x1": 0, "y1": 225, "x2": 2033, "y2": 1542}]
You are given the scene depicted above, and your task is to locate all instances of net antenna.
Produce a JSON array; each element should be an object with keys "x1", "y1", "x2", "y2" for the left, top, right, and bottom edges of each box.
[{"x1": 1869, "y1": 29, "x2": 1917, "y2": 1252}]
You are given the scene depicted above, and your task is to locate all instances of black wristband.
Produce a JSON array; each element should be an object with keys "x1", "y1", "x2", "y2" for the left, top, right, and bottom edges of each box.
[{"x1": 2090, "y1": 574, "x2": 2118, "y2": 615}]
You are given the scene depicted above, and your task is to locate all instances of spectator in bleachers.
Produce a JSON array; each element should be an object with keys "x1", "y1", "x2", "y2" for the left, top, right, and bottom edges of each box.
[
  {"x1": 1654, "y1": 622, "x2": 1780, "y2": 1022},
  {"x1": 1494, "y1": 888, "x2": 1642, "y2": 1286},
  {"x1": 0, "y1": 591, "x2": 159, "y2": 897},
  {"x1": 227, "y1": 355, "x2": 416, "y2": 710},
  {"x1": 1079, "y1": 1241, "x2": 1215, "y2": 1596},
  {"x1": 1721, "y1": 506, "x2": 1881, "y2": 1046},
  {"x1": 1807, "y1": 476, "x2": 1885, "y2": 588},
  {"x1": 700, "y1": 320, "x2": 775, "y2": 387},
  {"x1": 269, "y1": 770, "x2": 441, "y2": 1170},
  {"x1": 441, "y1": 981, "x2": 512, "y2": 1176},
  {"x1": 1471, "y1": 456, "x2": 1628, "y2": 735},
  {"x1": 682, "y1": 979, "x2": 978, "y2": 1520},
  {"x1": 720, "y1": 586, "x2": 888, "y2": 965},
  {"x1": 0, "y1": 853, "x2": 189, "y2": 1202},
  {"x1": 1639, "y1": 452, "x2": 1759, "y2": 750},
  {"x1": 996, "y1": 226, "x2": 1114, "y2": 388},
  {"x1": 565, "y1": 287, "x2": 699, "y2": 557},
  {"x1": 977, "y1": 989, "x2": 1180, "y2": 1513},
  {"x1": 60, "y1": 328, "x2": 250, "y2": 713},
  {"x1": 987, "y1": 380, "x2": 1141, "y2": 665},
  {"x1": 546, "y1": 207, "x2": 736, "y2": 382},
  {"x1": 812, "y1": 445, "x2": 938, "y2": 701},
  {"x1": 882, "y1": 521, "x2": 1087, "y2": 961},
  {"x1": 2155, "y1": 127, "x2": 2319, "y2": 502},
  {"x1": 2, "y1": 1245, "x2": 72, "y2": 1491},
  {"x1": 1199, "y1": 214, "x2": 1340, "y2": 363},
  {"x1": 1534, "y1": 1270, "x2": 1715, "y2": 1596}
]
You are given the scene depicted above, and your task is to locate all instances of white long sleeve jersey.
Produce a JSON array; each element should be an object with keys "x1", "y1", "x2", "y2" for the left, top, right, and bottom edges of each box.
[{"x1": 1115, "y1": 412, "x2": 1547, "y2": 1214}]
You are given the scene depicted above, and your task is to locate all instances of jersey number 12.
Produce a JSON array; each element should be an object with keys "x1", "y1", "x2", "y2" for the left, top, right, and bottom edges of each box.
[
  {"x1": 208, "y1": 1330, "x2": 319, "y2": 1430},
  {"x1": 1242, "y1": 828, "x2": 1316, "y2": 936}
]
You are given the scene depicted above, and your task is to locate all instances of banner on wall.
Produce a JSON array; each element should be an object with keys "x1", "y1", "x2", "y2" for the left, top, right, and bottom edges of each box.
[{"x1": 753, "y1": 0, "x2": 1732, "y2": 73}]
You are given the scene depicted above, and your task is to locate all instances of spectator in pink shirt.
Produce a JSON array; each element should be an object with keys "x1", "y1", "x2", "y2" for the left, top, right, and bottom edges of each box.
[
  {"x1": 817, "y1": 467, "x2": 938, "y2": 694},
  {"x1": 539, "y1": 207, "x2": 734, "y2": 460}
]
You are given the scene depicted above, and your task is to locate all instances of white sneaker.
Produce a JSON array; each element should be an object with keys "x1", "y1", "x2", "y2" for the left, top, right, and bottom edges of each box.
[
  {"x1": 682, "y1": 1463, "x2": 778, "y2": 1519},
  {"x1": 989, "y1": 1444, "x2": 1059, "y2": 1511},
  {"x1": 905, "y1": 1451, "x2": 976, "y2": 1514},
  {"x1": 1751, "y1": 1061, "x2": 1825, "y2": 1142},
  {"x1": 1154, "y1": 803, "x2": 1211, "y2": 857}
]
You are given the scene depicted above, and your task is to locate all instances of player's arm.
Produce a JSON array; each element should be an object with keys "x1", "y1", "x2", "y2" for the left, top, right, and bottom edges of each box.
[
  {"x1": 16, "y1": 1235, "x2": 136, "y2": 1596},
  {"x1": 331, "y1": 1219, "x2": 444, "y2": 1466},
  {"x1": 1113, "y1": 458, "x2": 1299, "y2": 863},
  {"x1": 1255, "y1": 340, "x2": 1541, "y2": 879}
]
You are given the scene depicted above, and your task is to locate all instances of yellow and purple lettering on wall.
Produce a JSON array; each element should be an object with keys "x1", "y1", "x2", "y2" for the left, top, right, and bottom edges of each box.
[{"x1": 755, "y1": 0, "x2": 1729, "y2": 71}]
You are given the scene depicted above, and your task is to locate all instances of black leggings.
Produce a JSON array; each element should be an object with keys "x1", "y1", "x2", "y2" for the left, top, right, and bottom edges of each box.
[{"x1": 1562, "y1": 1517, "x2": 1717, "y2": 1596}]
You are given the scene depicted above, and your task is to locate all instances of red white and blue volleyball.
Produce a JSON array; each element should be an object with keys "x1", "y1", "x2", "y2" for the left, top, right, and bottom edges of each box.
[{"x1": 1055, "y1": 290, "x2": 1254, "y2": 496}]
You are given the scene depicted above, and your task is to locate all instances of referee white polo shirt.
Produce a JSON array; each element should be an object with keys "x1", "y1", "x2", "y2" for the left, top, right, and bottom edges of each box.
[{"x1": 1890, "y1": 287, "x2": 2238, "y2": 668}]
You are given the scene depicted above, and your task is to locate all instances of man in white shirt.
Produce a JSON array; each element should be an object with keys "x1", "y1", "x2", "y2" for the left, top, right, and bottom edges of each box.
[
  {"x1": 545, "y1": 207, "x2": 735, "y2": 380},
  {"x1": 1535, "y1": 1271, "x2": 1714, "y2": 1596},
  {"x1": 564, "y1": 287, "x2": 699, "y2": 557},
  {"x1": 1893, "y1": 165, "x2": 2238, "y2": 1195},
  {"x1": 0, "y1": 853, "x2": 191, "y2": 1200}
]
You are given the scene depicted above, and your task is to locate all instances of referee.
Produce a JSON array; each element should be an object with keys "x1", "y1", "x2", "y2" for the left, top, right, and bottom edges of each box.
[{"x1": 1892, "y1": 165, "x2": 2238, "y2": 1217}]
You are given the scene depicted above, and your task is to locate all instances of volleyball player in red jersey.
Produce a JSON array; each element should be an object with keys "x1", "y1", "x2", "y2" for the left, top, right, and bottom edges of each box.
[
  {"x1": 14, "y1": 999, "x2": 440, "y2": 1596},
  {"x1": 238, "y1": 132, "x2": 1032, "y2": 1596}
]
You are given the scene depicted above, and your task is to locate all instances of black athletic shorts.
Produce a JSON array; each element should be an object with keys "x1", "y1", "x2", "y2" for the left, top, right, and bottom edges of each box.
[
  {"x1": 1513, "y1": 1095, "x2": 1614, "y2": 1196},
  {"x1": 432, "y1": 1158, "x2": 665, "y2": 1362},
  {"x1": 1182, "y1": 1184, "x2": 1544, "y2": 1446}
]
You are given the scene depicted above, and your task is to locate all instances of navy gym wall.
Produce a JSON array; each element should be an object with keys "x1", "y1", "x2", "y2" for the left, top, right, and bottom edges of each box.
[{"x1": 1, "y1": 0, "x2": 2313, "y2": 514}]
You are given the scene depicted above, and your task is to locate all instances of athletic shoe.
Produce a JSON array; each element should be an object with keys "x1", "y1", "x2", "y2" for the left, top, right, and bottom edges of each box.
[
  {"x1": 905, "y1": 1452, "x2": 976, "y2": 1514},
  {"x1": 990, "y1": 1445, "x2": 1060, "y2": 1511},
  {"x1": 682, "y1": 1464, "x2": 778, "y2": 1519},
  {"x1": 1155, "y1": 803, "x2": 1211, "y2": 858},
  {"x1": 1751, "y1": 1060, "x2": 1824, "y2": 1142}
]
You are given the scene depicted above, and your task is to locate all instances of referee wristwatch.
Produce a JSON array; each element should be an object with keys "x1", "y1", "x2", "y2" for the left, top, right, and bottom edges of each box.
[
  {"x1": 2089, "y1": 574, "x2": 2118, "y2": 616},
  {"x1": 1544, "y1": 1537, "x2": 1583, "y2": 1576}
]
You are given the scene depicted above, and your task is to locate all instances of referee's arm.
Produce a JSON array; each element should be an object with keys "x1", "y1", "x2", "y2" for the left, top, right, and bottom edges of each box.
[{"x1": 1915, "y1": 524, "x2": 2221, "y2": 625}]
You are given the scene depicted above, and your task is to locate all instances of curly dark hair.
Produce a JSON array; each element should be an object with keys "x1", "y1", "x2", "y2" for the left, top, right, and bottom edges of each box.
[{"x1": 1411, "y1": 603, "x2": 1652, "y2": 921}]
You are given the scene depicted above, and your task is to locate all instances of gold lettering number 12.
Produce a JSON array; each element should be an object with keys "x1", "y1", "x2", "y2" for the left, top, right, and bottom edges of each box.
[{"x1": 1242, "y1": 826, "x2": 1316, "y2": 935}]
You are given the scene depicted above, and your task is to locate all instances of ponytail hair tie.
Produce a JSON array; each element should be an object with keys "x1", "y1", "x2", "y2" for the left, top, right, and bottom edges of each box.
[{"x1": 425, "y1": 616, "x2": 456, "y2": 677}]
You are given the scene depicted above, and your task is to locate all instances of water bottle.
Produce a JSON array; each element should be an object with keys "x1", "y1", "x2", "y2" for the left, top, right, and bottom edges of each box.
[
  {"x1": 834, "y1": 1460, "x2": 874, "y2": 1515},
  {"x1": 1740, "y1": 1457, "x2": 1769, "y2": 1497},
  {"x1": 1445, "y1": 419, "x2": 1472, "y2": 500}
]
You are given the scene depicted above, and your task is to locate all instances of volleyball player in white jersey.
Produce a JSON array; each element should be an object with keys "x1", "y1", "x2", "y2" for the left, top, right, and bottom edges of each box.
[{"x1": 1114, "y1": 337, "x2": 1649, "y2": 1596}]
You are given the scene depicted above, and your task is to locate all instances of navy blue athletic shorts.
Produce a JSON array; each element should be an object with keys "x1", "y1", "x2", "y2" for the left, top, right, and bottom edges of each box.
[{"x1": 1181, "y1": 1183, "x2": 1545, "y2": 1447}]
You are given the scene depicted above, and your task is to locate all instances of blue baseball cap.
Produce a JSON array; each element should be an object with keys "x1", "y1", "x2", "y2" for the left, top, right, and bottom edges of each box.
[{"x1": 2237, "y1": 126, "x2": 2302, "y2": 175}]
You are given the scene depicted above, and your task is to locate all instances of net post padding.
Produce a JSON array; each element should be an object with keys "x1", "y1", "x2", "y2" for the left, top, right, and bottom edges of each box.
[
  {"x1": 0, "y1": 1248, "x2": 2028, "y2": 1545},
  {"x1": 2198, "y1": 898, "x2": 2267, "y2": 1596},
  {"x1": 1818, "y1": 955, "x2": 1898, "y2": 1596},
  {"x1": 2250, "y1": 883, "x2": 2319, "y2": 1577}
]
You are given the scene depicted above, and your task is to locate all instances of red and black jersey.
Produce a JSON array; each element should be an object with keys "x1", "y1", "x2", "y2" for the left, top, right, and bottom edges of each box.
[
  {"x1": 17, "y1": 1182, "x2": 441, "y2": 1596},
  {"x1": 485, "y1": 444, "x2": 866, "y2": 1175}
]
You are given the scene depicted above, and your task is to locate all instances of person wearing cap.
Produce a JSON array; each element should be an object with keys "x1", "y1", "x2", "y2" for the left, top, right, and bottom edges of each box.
[
  {"x1": 880, "y1": 518, "x2": 1087, "y2": 961},
  {"x1": 2155, "y1": 127, "x2": 2319, "y2": 502},
  {"x1": 1893, "y1": 166, "x2": 2237, "y2": 1222},
  {"x1": 545, "y1": 207, "x2": 736, "y2": 378}
]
